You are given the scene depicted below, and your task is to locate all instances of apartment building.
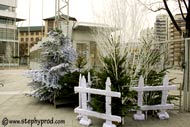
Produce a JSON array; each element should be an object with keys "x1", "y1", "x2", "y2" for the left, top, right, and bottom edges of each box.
[
  {"x1": 18, "y1": 26, "x2": 44, "y2": 64},
  {"x1": 0, "y1": 0, "x2": 23, "y2": 66},
  {"x1": 153, "y1": 14, "x2": 186, "y2": 67},
  {"x1": 154, "y1": 14, "x2": 169, "y2": 42},
  {"x1": 169, "y1": 14, "x2": 186, "y2": 67}
]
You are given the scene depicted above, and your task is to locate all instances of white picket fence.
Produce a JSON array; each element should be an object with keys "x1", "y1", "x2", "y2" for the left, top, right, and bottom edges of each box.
[
  {"x1": 74, "y1": 73, "x2": 121, "y2": 127},
  {"x1": 130, "y1": 75, "x2": 177, "y2": 120}
]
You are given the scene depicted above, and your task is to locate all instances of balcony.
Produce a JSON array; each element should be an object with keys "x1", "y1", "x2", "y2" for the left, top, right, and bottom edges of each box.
[
  {"x1": 0, "y1": 0, "x2": 17, "y2": 7},
  {"x1": 0, "y1": 23, "x2": 16, "y2": 29},
  {"x1": 0, "y1": 10, "x2": 16, "y2": 18}
]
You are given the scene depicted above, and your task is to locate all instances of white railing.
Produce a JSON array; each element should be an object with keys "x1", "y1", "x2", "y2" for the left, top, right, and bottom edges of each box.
[
  {"x1": 74, "y1": 74, "x2": 121, "y2": 127},
  {"x1": 130, "y1": 75, "x2": 177, "y2": 120}
]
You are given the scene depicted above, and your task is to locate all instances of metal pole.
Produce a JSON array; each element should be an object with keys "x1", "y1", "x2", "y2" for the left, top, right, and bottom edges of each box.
[
  {"x1": 67, "y1": 0, "x2": 69, "y2": 38},
  {"x1": 18, "y1": 29, "x2": 20, "y2": 65},
  {"x1": 187, "y1": 38, "x2": 190, "y2": 111},
  {"x1": 184, "y1": 38, "x2": 190, "y2": 111},
  {"x1": 28, "y1": 0, "x2": 31, "y2": 66},
  {"x1": 54, "y1": 0, "x2": 57, "y2": 29},
  {"x1": 184, "y1": 38, "x2": 188, "y2": 111},
  {"x1": 58, "y1": 0, "x2": 60, "y2": 29},
  {"x1": 14, "y1": 17, "x2": 16, "y2": 65},
  {"x1": 41, "y1": 0, "x2": 44, "y2": 37}
]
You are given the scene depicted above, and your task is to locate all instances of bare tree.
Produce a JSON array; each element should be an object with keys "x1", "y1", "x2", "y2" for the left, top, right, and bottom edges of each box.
[
  {"x1": 138, "y1": 0, "x2": 190, "y2": 37},
  {"x1": 138, "y1": 0, "x2": 190, "y2": 112}
]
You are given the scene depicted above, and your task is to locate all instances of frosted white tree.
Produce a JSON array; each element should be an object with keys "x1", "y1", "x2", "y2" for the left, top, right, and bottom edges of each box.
[{"x1": 28, "y1": 30, "x2": 77, "y2": 102}]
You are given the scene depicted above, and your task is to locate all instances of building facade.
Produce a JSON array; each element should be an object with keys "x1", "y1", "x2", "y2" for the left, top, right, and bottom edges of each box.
[
  {"x1": 153, "y1": 14, "x2": 186, "y2": 67},
  {"x1": 43, "y1": 14, "x2": 76, "y2": 38},
  {"x1": 29, "y1": 15, "x2": 104, "y2": 69},
  {"x1": 18, "y1": 26, "x2": 44, "y2": 64},
  {"x1": 154, "y1": 14, "x2": 169, "y2": 42},
  {"x1": 169, "y1": 14, "x2": 186, "y2": 67},
  {"x1": 0, "y1": 0, "x2": 22, "y2": 66}
]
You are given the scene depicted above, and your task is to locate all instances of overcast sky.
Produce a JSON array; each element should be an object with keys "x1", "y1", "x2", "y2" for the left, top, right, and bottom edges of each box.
[
  {"x1": 16, "y1": 0, "x2": 98, "y2": 26},
  {"x1": 16, "y1": 0, "x2": 178, "y2": 27}
]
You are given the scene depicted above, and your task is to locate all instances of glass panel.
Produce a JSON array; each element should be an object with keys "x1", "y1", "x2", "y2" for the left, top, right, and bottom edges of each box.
[
  {"x1": 76, "y1": 43, "x2": 88, "y2": 59},
  {"x1": 0, "y1": 28, "x2": 15, "y2": 40},
  {"x1": 90, "y1": 41, "x2": 99, "y2": 66},
  {"x1": 0, "y1": 4, "x2": 9, "y2": 11}
]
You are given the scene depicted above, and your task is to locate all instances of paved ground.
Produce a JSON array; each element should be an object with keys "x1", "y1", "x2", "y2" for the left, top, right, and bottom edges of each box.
[{"x1": 0, "y1": 69, "x2": 190, "y2": 127}]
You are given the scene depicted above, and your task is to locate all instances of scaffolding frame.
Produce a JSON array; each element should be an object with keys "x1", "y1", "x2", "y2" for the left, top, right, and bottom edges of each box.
[{"x1": 54, "y1": 0, "x2": 70, "y2": 37}]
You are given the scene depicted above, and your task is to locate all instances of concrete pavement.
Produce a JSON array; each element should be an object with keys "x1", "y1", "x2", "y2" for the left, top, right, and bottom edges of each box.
[{"x1": 0, "y1": 69, "x2": 190, "y2": 127}]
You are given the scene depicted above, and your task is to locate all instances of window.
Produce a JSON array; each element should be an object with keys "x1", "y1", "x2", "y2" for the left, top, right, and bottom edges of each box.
[
  {"x1": 76, "y1": 43, "x2": 88, "y2": 59},
  {"x1": 31, "y1": 32, "x2": 34, "y2": 35},
  {"x1": 26, "y1": 38, "x2": 28, "y2": 42},
  {"x1": 31, "y1": 38, "x2": 34, "y2": 41},
  {"x1": 21, "y1": 38, "x2": 24, "y2": 42},
  {"x1": 48, "y1": 21, "x2": 54, "y2": 28},
  {"x1": 90, "y1": 41, "x2": 98, "y2": 66},
  {"x1": 0, "y1": 18, "x2": 6, "y2": 24},
  {"x1": 24, "y1": 43, "x2": 28, "y2": 47},
  {"x1": 7, "y1": 19, "x2": 14, "y2": 25},
  {"x1": 0, "y1": 4, "x2": 9, "y2": 11},
  {"x1": 30, "y1": 43, "x2": 34, "y2": 47},
  {"x1": 12, "y1": 7, "x2": 16, "y2": 12},
  {"x1": 21, "y1": 32, "x2": 24, "y2": 36},
  {"x1": 0, "y1": 18, "x2": 14, "y2": 25},
  {"x1": 36, "y1": 37, "x2": 39, "y2": 42},
  {"x1": 36, "y1": 32, "x2": 39, "y2": 35},
  {"x1": 0, "y1": 5, "x2": 15, "y2": 12}
]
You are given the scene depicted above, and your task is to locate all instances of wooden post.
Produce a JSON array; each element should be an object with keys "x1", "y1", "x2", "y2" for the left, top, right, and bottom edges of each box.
[
  {"x1": 103, "y1": 77, "x2": 116, "y2": 127},
  {"x1": 187, "y1": 38, "x2": 190, "y2": 111},
  {"x1": 184, "y1": 38, "x2": 189, "y2": 111},
  {"x1": 79, "y1": 76, "x2": 92, "y2": 126},
  {"x1": 133, "y1": 76, "x2": 145, "y2": 120},
  {"x1": 87, "y1": 72, "x2": 92, "y2": 110},
  {"x1": 76, "y1": 74, "x2": 82, "y2": 120},
  {"x1": 157, "y1": 75, "x2": 169, "y2": 119}
]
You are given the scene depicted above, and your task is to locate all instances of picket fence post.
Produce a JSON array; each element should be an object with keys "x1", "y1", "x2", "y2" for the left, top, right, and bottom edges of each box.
[
  {"x1": 103, "y1": 77, "x2": 117, "y2": 127},
  {"x1": 131, "y1": 75, "x2": 177, "y2": 120},
  {"x1": 74, "y1": 75, "x2": 121, "y2": 127},
  {"x1": 133, "y1": 76, "x2": 145, "y2": 120},
  {"x1": 87, "y1": 72, "x2": 92, "y2": 110},
  {"x1": 76, "y1": 74, "x2": 82, "y2": 120},
  {"x1": 157, "y1": 75, "x2": 170, "y2": 119},
  {"x1": 79, "y1": 76, "x2": 92, "y2": 126}
]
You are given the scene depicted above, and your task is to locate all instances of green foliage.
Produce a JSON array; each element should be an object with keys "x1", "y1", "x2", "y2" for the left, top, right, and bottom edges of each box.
[
  {"x1": 89, "y1": 40, "x2": 137, "y2": 117},
  {"x1": 57, "y1": 69, "x2": 94, "y2": 104},
  {"x1": 132, "y1": 39, "x2": 178, "y2": 114},
  {"x1": 56, "y1": 71, "x2": 80, "y2": 103},
  {"x1": 90, "y1": 38, "x2": 178, "y2": 119},
  {"x1": 143, "y1": 70, "x2": 166, "y2": 105},
  {"x1": 75, "y1": 54, "x2": 87, "y2": 71}
]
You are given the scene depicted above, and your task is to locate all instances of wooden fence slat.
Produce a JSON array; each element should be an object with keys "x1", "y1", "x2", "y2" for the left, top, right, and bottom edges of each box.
[
  {"x1": 74, "y1": 107, "x2": 121, "y2": 122},
  {"x1": 141, "y1": 104, "x2": 174, "y2": 111},
  {"x1": 74, "y1": 87, "x2": 121, "y2": 98},
  {"x1": 131, "y1": 85, "x2": 177, "y2": 91}
]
